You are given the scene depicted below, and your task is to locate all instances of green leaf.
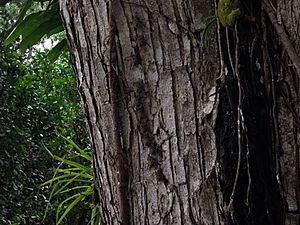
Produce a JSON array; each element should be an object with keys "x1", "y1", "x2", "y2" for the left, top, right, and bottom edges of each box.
[
  {"x1": 5, "y1": 8, "x2": 60, "y2": 46},
  {"x1": 53, "y1": 171, "x2": 87, "y2": 196},
  {"x1": 89, "y1": 206, "x2": 101, "y2": 225},
  {"x1": 56, "y1": 168, "x2": 81, "y2": 173},
  {"x1": 53, "y1": 156, "x2": 92, "y2": 173},
  {"x1": 42, "y1": 179, "x2": 92, "y2": 221},
  {"x1": 42, "y1": 181, "x2": 61, "y2": 221},
  {"x1": 43, "y1": 144, "x2": 92, "y2": 172},
  {"x1": 43, "y1": 144, "x2": 54, "y2": 158},
  {"x1": 19, "y1": 18, "x2": 62, "y2": 53},
  {"x1": 4, "y1": 12, "x2": 43, "y2": 45},
  {"x1": 88, "y1": 205, "x2": 100, "y2": 225},
  {"x1": 56, "y1": 170, "x2": 93, "y2": 179},
  {"x1": 39, "y1": 174, "x2": 77, "y2": 187},
  {"x1": 15, "y1": 0, "x2": 34, "y2": 27},
  {"x1": 40, "y1": 172, "x2": 93, "y2": 187},
  {"x1": 57, "y1": 194, "x2": 85, "y2": 224},
  {"x1": 48, "y1": 38, "x2": 68, "y2": 64},
  {"x1": 47, "y1": 25, "x2": 64, "y2": 37},
  {"x1": 41, "y1": 140, "x2": 95, "y2": 224},
  {"x1": 59, "y1": 185, "x2": 92, "y2": 194},
  {"x1": 56, "y1": 187, "x2": 93, "y2": 225},
  {"x1": 59, "y1": 134, "x2": 91, "y2": 161}
]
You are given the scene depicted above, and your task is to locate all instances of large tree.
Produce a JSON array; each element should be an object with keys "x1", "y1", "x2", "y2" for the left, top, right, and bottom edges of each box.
[{"x1": 58, "y1": 0, "x2": 300, "y2": 224}]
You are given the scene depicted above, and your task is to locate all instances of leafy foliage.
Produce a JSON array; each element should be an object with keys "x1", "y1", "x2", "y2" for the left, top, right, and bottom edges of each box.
[
  {"x1": 0, "y1": 28, "x2": 87, "y2": 225},
  {"x1": 41, "y1": 136, "x2": 100, "y2": 225},
  {"x1": 0, "y1": 2, "x2": 97, "y2": 224},
  {"x1": 4, "y1": 0, "x2": 66, "y2": 62}
]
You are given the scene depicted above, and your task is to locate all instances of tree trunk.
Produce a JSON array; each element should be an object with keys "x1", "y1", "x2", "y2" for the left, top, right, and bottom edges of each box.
[
  {"x1": 59, "y1": 0, "x2": 300, "y2": 224},
  {"x1": 275, "y1": 1, "x2": 300, "y2": 224}
]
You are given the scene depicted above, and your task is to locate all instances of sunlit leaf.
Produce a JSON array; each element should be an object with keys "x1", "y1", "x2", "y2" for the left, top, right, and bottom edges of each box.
[
  {"x1": 5, "y1": 8, "x2": 60, "y2": 46},
  {"x1": 19, "y1": 18, "x2": 62, "y2": 53}
]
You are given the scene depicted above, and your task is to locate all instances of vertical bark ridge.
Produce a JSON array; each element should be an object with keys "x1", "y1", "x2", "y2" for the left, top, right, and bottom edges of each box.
[
  {"x1": 170, "y1": 64, "x2": 182, "y2": 157},
  {"x1": 170, "y1": 0, "x2": 185, "y2": 65},
  {"x1": 109, "y1": 1, "x2": 131, "y2": 223}
]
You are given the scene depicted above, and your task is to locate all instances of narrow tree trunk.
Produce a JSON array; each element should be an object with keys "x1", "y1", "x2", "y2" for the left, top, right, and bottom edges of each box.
[{"x1": 59, "y1": 0, "x2": 300, "y2": 224}]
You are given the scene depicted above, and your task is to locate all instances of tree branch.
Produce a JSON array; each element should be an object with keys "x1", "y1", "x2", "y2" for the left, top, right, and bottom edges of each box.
[{"x1": 262, "y1": 0, "x2": 300, "y2": 76}]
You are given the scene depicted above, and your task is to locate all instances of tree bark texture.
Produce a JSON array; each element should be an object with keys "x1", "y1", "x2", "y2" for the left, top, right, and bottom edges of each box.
[
  {"x1": 59, "y1": 0, "x2": 300, "y2": 224},
  {"x1": 276, "y1": 0, "x2": 300, "y2": 224}
]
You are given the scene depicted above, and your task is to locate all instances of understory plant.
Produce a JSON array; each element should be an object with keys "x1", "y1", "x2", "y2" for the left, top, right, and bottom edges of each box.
[{"x1": 41, "y1": 135, "x2": 100, "y2": 225}]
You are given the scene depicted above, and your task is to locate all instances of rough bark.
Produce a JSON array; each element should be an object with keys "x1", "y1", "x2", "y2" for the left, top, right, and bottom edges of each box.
[
  {"x1": 276, "y1": 0, "x2": 300, "y2": 224},
  {"x1": 59, "y1": 0, "x2": 300, "y2": 224},
  {"x1": 60, "y1": 0, "x2": 222, "y2": 224}
]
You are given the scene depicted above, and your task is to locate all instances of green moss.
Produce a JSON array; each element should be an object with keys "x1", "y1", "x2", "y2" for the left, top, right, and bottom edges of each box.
[{"x1": 217, "y1": 0, "x2": 240, "y2": 27}]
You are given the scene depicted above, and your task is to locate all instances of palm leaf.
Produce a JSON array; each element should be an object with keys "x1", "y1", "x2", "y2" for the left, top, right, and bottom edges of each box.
[
  {"x1": 56, "y1": 187, "x2": 93, "y2": 224},
  {"x1": 53, "y1": 171, "x2": 87, "y2": 196},
  {"x1": 5, "y1": 7, "x2": 60, "y2": 46},
  {"x1": 59, "y1": 134, "x2": 91, "y2": 161},
  {"x1": 44, "y1": 145, "x2": 92, "y2": 172},
  {"x1": 15, "y1": 0, "x2": 34, "y2": 26}
]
